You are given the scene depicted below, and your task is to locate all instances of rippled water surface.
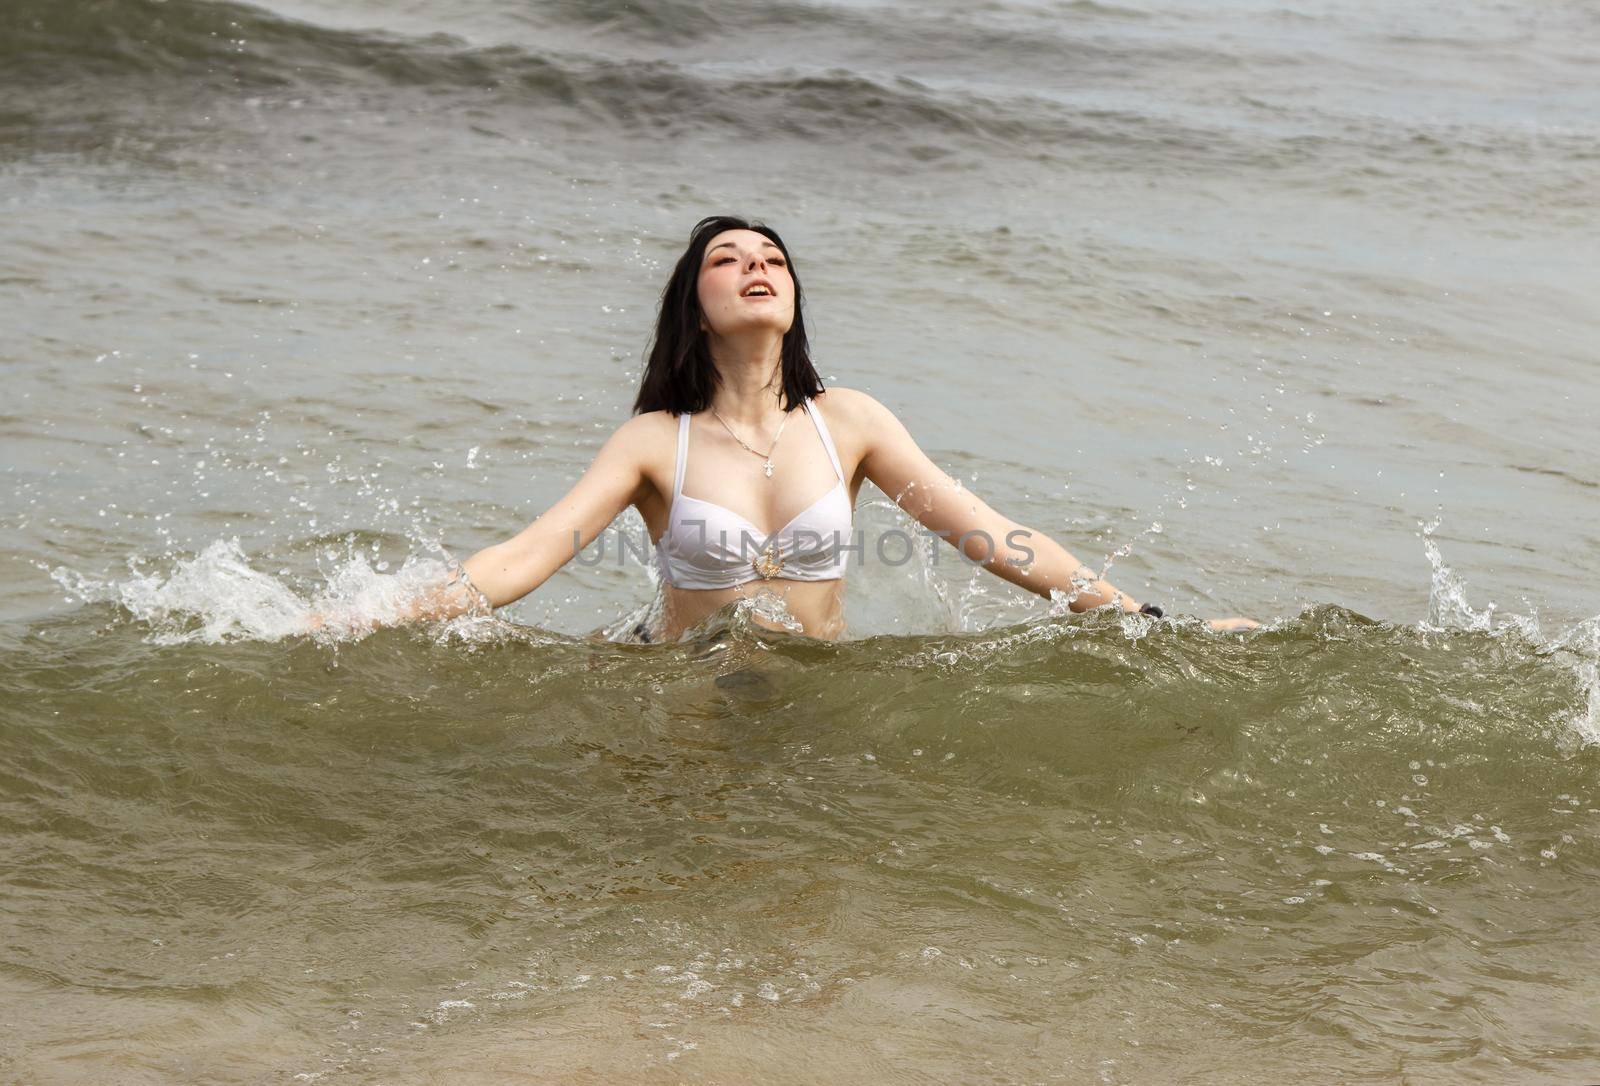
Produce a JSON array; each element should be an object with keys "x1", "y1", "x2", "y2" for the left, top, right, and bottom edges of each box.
[{"x1": 3, "y1": 0, "x2": 1599, "y2": 1080}]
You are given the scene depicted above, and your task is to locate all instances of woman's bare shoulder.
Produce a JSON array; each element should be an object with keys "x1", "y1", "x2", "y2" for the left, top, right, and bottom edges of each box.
[
  {"x1": 812, "y1": 386, "x2": 895, "y2": 432},
  {"x1": 616, "y1": 408, "x2": 678, "y2": 442},
  {"x1": 584, "y1": 410, "x2": 679, "y2": 479},
  {"x1": 812, "y1": 385, "x2": 888, "y2": 414}
]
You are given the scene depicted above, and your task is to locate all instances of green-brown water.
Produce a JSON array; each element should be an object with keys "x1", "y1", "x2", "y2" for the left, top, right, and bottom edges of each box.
[
  {"x1": 5, "y1": 606, "x2": 1599, "y2": 1082},
  {"x1": 5, "y1": 0, "x2": 1600, "y2": 1079}
]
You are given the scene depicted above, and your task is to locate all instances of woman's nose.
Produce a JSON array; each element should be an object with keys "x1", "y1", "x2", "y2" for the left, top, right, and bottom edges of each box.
[{"x1": 745, "y1": 253, "x2": 767, "y2": 271}]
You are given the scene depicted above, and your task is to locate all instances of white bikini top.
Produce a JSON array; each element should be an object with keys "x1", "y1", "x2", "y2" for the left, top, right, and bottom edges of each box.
[{"x1": 655, "y1": 397, "x2": 854, "y2": 590}]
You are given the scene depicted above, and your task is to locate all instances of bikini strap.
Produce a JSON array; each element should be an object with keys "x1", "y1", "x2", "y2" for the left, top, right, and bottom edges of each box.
[
  {"x1": 803, "y1": 397, "x2": 845, "y2": 484},
  {"x1": 673, "y1": 411, "x2": 690, "y2": 499}
]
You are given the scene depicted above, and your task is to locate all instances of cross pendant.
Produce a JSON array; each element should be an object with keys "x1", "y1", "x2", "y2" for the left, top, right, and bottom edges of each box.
[{"x1": 763, "y1": 460, "x2": 773, "y2": 477}]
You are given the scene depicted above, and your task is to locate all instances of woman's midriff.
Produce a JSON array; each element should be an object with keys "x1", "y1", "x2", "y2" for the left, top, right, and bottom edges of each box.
[{"x1": 659, "y1": 578, "x2": 847, "y2": 641}]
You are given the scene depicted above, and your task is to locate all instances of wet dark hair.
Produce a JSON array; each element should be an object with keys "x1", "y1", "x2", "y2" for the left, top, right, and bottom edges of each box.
[{"x1": 631, "y1": 215, "x2": 823, "y2": 417}]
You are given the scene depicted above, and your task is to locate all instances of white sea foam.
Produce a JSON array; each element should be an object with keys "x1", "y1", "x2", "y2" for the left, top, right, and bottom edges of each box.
[
  {"x1": 52, "y1": 538, "x2": 313, "y2": 644},
  {"x1": 49, "y1": 537, "x2": 488, "y2": 646}
]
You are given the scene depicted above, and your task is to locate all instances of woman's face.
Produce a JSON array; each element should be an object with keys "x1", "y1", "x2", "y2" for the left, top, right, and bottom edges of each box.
[{"x1": 696, "y1": 228, "x2": 795, "y2": 339}]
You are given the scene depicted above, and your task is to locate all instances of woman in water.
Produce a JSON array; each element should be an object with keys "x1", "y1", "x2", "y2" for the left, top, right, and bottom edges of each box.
[{"x1": 318, "y1": 215, "x2": 1257, "y2": 640}]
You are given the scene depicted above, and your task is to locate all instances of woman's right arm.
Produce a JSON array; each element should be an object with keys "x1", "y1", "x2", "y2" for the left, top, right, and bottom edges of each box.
[{"x1": 313, "y1": 413, "x2": 658, "y2": 631}]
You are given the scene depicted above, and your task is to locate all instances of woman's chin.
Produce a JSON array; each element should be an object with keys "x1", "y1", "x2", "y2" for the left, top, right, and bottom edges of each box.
[{"x1": 707, "y1": 314, "x2": 794, "y2": 338}]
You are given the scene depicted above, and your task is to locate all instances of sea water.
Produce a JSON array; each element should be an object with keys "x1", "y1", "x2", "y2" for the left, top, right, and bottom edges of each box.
[{"x1": 3, "y1": 0, "x2": 1599, "y2": 1079}]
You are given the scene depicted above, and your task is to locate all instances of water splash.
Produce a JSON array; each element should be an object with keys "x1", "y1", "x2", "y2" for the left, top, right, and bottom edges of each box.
[
  {"x1": 1421, "y1": 520, "x2": 1497, "y2": 633},
  {"x1": 48, "y1": 537, "x2": 491, "y2": 646},
  {"x1": 1545, "y1": 616, "x2": 1600, "y2": 748},
  {"x1": 1420, "y1": 521, "x2": 1599, "y2": 745},
  {"x1": 307, "y1": 546, "x2": 492, "y2": 639},
  {"x1": 52, "y1": 538, "x2": 312, "y2": 644},
  {"x1": 725, "y1": 589, "x2": 807, "y2": 636}
]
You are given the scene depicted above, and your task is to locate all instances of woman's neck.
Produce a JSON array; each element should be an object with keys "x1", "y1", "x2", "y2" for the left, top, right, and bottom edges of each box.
[{"x1": 707, "y1": 335, "x2": 787, "y2": 424}]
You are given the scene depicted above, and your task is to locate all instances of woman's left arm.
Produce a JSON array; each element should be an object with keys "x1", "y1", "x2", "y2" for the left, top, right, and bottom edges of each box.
[{"x1": 847, "y1": 390, "x2": 1258, "y2": 631}]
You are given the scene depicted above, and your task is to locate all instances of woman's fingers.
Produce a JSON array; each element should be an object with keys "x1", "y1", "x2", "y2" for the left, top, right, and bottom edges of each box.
[{"x1": 1206, "y1": 616, "x2": 1260, "y2": 632}]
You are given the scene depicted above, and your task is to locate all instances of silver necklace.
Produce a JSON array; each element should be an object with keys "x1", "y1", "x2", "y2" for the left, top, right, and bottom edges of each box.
[{"x1": 711, "y1": 406, "x2": 791, "y2": 478}]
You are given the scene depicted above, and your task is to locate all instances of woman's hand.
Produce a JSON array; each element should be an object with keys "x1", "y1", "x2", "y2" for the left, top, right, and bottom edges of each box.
[
  {"x1": 1206, "y1": 616, "x2": 1260, "y2": 633},
  {"x1": 299, "y1": 608, "x2": 363, "y2": 637}
]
